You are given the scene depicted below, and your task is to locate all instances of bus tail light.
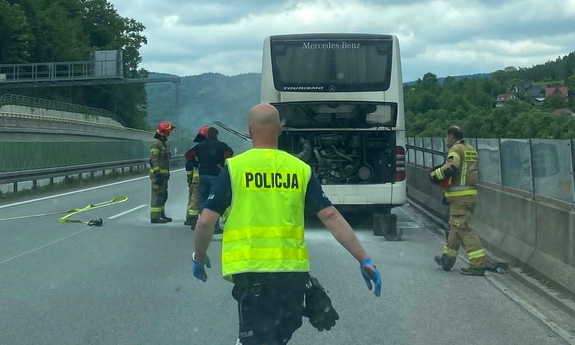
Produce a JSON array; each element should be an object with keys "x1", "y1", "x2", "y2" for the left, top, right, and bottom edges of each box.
[{"x1": 395, "y1": 146, "x2": 406, "y2": 182}]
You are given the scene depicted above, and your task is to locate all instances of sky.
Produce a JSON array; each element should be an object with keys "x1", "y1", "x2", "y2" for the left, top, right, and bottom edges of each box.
[{"x1": 111, "y1": 0, "x2": 575, "y2": 82}]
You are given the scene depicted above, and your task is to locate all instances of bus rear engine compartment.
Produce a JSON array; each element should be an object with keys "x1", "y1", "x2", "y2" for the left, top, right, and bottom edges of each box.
[{"x1": 279, "y1": 131, "x2": 396, "y2": 185}]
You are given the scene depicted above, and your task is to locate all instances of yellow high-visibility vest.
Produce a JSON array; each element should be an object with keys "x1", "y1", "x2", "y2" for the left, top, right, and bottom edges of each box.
[{"x1": 222, "y1": 148, "x2": 312, "y2": 282}]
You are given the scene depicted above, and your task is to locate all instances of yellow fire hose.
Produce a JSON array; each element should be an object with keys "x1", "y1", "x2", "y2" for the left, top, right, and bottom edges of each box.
[{"x1": 0, "y1": 196, "x2": 128, "y2": 226}]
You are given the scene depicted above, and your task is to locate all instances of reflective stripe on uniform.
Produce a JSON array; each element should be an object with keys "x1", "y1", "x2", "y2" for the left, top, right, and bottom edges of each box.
[
  {"x1": 448, "y1": 151, "x2": 460, "y2": 160},
  {"x1": 150, "y1": 148, "x2": 160, "y2": 155},
  {"x1": 467, "y1": 249, "x2": 485, "y2": 260},
  {"x1": 443, "y1": 246, "x2": 458, "y2": 257},
  {"x1": 150, "y1": 206, "x2": 164, "y2": 212},
  {"x1": 434, "y1": 167, "x2": 445, "y2": 180},
  {"x1": 444, "y1": 189, "x2": 477, "y2": 197}
]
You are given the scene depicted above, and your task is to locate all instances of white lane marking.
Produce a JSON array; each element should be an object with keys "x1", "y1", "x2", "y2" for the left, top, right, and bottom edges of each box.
[
  {"x1": 0, "y1": 168, "x2": 184, "y2": 209},
  {"x1": 109, "y1": 204, "x2": 147, "y2": 219},
  {"x1": 0, "y1": 226, "x2": 93, "y2": 266}
]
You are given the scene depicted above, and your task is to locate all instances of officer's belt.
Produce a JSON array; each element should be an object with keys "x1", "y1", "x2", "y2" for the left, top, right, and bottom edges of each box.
[{"x1": 232, "y1": 272, "x2": 310, "y2": 287}]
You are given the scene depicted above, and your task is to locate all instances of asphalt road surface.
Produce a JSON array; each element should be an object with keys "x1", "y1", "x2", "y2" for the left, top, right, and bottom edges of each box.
[{"x1": 0, "y1": 169, "x2": 571, "y2": 345}]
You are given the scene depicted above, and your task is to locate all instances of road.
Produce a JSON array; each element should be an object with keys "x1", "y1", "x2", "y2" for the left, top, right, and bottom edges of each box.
[{"x1": 0, "y1": 169, "x2": 571, "y2": 345}]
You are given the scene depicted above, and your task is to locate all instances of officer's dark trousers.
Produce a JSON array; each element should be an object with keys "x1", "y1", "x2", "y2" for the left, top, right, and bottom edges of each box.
[
  {"x1": 232, "y1": 273, "x2": 309, "y2": 345},
  {"x1": 198, "y1": 174, "x2": 219, "y2": 214}
]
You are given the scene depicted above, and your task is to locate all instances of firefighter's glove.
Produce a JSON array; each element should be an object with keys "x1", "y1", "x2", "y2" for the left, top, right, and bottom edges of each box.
[
  {"x1": 192, "y1": 253, "x2": 211, "y2": 282},
  {"x1": 442, "y1": 196, "x2": 450, "y2": 206},
  {"x1": 360, "y1": 258, "x2": 382, "y2": 297},
  {"x1": 303, "y1": 276, "x2": 340, "y2": 331}
]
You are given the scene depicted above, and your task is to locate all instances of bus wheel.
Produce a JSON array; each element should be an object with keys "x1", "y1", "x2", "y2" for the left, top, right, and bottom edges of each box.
[{"x1": 373, "y1": 213, "x2": 403, "y2": 241}]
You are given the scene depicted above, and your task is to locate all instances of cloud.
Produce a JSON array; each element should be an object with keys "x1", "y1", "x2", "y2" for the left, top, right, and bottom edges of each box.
[{"x1": 111, "y1": 0, "x2": 575, "y2": 81}]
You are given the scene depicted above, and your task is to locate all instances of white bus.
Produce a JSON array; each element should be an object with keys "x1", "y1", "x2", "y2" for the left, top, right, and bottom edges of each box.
[{"x1": 261, "y1": 33, "x2": 406, "y2": 239}]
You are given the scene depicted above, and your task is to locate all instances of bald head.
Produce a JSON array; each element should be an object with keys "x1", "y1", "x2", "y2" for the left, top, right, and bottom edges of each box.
[
  {"x1": 248, "y1": 103, "x2": 280, "y2": 127},
  {"x1": 247, "y1": 103, "x2": 282, "y2": 148},
  {"x1": 447, "y1": 125, "x2": 463, "y2": 140}
]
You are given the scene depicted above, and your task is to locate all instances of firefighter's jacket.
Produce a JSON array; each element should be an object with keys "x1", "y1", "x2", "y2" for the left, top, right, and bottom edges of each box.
[
  {"x1": 150, "y1": 134, "x2": 170, "y2": 176},
  {"x1": 432, "y1": 139, "x2": 478, "y2": 198}
]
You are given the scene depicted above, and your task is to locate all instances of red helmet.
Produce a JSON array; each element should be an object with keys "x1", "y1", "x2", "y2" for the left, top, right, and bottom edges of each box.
[
  {"x1": 156, "y1": 121, "x2": 175, "y2": 136},
  {"x1": 198, "y1": 125, "x2": 209, "y2": 137}
]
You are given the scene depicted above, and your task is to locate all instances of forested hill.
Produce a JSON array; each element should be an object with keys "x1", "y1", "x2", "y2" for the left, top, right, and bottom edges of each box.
[
  {"x1": 145, "y1": 72, "x2": 260, "y2": 151},
  {"x1": 405, "y1": 51, "x2": 575, "y2": 138}
]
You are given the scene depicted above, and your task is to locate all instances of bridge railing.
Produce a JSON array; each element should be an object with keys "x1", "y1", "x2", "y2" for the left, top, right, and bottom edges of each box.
[
  {"x1": 0, "y1": 93, "x2": 125, "y2": 126},
  {"x1": 407, "y1": 137, "x2": 575, "y2": 207}
]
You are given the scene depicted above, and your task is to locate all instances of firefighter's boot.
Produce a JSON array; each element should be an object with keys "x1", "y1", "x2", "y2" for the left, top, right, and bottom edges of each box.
[
  {"x1": 460, "y1": 267, "x2": 485, "y2": 276},
  {"x1": 151, "y1": 218, "x2": 169, "y2": 224},
  {"x1": 161, "y1": 212, "x2": 172, "y2": 222},
  {"x1": 434, "y1": 254, "x2": 455, "y2": 271},
  {"x1": 184, "y1": 216, "x2": 197, "y2": 226}
]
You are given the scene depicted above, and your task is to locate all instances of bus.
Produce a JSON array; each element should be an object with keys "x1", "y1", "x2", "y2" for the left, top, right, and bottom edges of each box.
[{"x1": 260, "y1": 33, "x2": 406, "y2": 240}]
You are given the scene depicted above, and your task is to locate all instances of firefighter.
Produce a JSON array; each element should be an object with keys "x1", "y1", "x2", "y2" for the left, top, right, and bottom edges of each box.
[
  {"x1": 184, "y1": 125, "x2": 210, "y2": 227},
  {"x1": 191, "y1": 103, "x2": 381, "y2": 345},
  {"x1": 185, "y1": 126, "x2": 234, "y2": 233},
  {"x1": 430, "y1": 125, "x2": 486, "y2": 276},
  {"x1": 149, "y1": 121, "x2": 175, "y2": 224}
]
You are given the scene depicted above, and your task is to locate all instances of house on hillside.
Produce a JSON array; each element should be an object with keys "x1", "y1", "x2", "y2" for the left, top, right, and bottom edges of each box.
[
  {"x1": 545, "y1": 86, "x2": 573, "y2": 101},
  {"x1": 525, "y1": 85, "x2": 546, "y2": 105},
  {"x1": 494, "y1": 93, "x2": 517, "y2": 107},
  {"x1": 511, "y1": 81, "x2": 532, "y2": 94},
  {"x1": 553, "y1": 108, "x2": 575, "y2": 116}
]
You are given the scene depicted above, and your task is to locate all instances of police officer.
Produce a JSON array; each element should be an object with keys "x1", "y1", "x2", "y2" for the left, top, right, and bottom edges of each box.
[
  {"x1": 149, "y1": 121, "x2": 175, "y2": 223},
  {"x1": 431, "y1": 125, "x2": 486, "y2": 276},
  {"x1": 191, "y1": 103, "x2": 382, "y2": 345},
  {"x1": 184, "y1": 125, "x2": 209, "y2": 227}
]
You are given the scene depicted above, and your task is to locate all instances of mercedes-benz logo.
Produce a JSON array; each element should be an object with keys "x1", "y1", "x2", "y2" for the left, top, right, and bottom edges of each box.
[{"x1": 328, "y1": 85, "x2": 336, "y2": 92}]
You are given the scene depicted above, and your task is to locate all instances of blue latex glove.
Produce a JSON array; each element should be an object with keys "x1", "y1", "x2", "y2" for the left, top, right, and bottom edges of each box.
[
  {"x1": 192, "y1": 253, "x2": 211, "y2": 282},
  {"x1": 360, "y1": 258, "x2": 382, "y2": 297}
]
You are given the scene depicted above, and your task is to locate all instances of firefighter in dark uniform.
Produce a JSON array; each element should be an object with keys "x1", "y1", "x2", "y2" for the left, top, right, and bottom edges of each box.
[
  {"x1": 150, "y1": 121, "x2": 175, "y2": 224},
  {"x1": 184, "y1": 125, "x2": 210, "y2": 227},
  {"x1": 185, "y1": 126, "x2": 234, "y2": 233},
  {"x1": 431, "y1": 125, "x2": 487, "y2": 276}
]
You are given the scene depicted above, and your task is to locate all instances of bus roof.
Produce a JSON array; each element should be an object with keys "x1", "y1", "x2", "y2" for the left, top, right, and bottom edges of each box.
[{"x1": 268, "y1": 33, "x2": 395, "y2": 41}]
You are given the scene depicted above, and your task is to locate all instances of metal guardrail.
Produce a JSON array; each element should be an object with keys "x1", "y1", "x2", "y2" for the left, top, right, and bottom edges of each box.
[
  {"x1": 0, "y1": 156, "x2": 185, "y2": 193},
  {"x1": 406, "y1": 137, "x2": 575, "y2": 206},
  {"x1": 0, "y1": 93, "x2": 124, "y2": 126}
]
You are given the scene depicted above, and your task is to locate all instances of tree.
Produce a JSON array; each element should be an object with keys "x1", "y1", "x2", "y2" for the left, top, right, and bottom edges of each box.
[
  {"x1": 0, "y1": 1, "x2": 32, "y2": 63},
  {"x1": 0, "y1": 0, "x2": 149, "y2": 129}
]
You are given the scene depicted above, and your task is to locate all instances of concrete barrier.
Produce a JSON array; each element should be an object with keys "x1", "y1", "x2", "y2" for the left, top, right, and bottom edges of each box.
[
  {"x1": 407, "y1": 163, "x2": 575, "y2": 298},
  {"x1": 0, "y1": 105, "x2": 122, "y2": 127},
  {"x1": 0, "y1": 112, "x2": 153, "y2": 142}
]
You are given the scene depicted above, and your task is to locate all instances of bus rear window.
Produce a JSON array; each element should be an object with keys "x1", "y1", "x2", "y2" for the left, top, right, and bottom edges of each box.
[{"x1": 270, "y1": 38, "x2": 393, "y2": 93}]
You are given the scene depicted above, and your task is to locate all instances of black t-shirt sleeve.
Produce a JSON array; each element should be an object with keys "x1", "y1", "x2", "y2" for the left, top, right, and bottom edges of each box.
[
  {"x1": 305, "y1": 176, "x2": 333, "y2": 214},
  {"x1": 203, "y1": 165, "x2": 232, "y2": 215}
]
